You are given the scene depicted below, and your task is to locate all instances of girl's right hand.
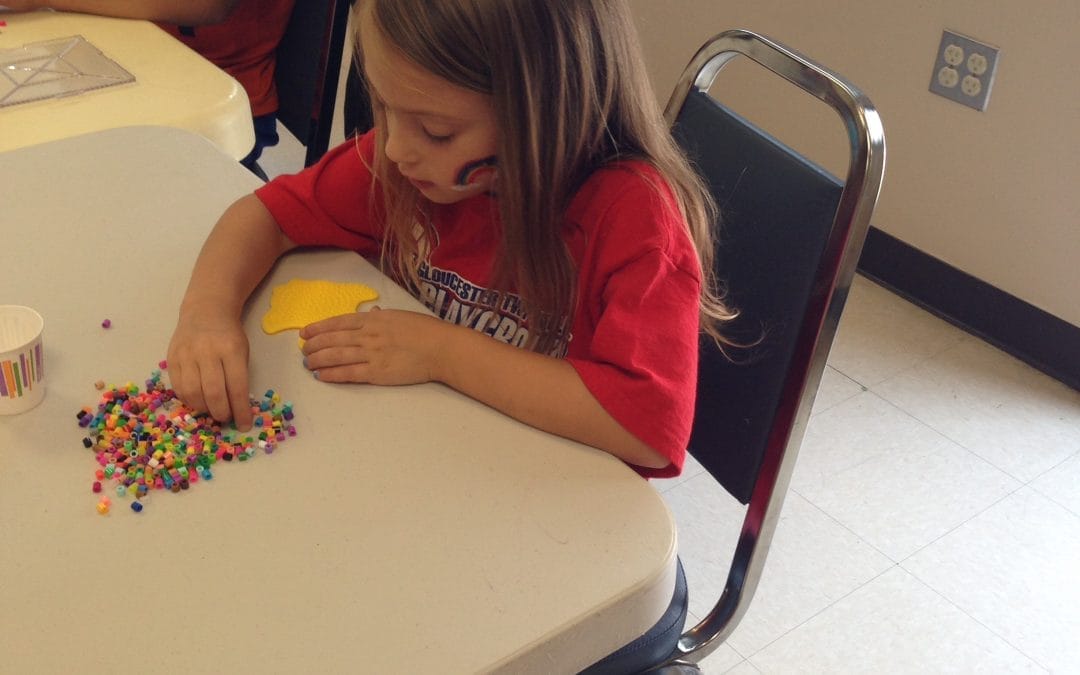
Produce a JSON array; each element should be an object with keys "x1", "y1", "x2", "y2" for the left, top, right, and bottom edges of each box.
[
  {"x1": 163, "y1": 194, "x2": 293, "y2": 431},
  {"x1": 166, "y1": 309, "x2": 253, "y2": 430}
]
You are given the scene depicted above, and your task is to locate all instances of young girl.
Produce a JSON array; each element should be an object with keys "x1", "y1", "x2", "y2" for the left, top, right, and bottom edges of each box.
[{"x1": 167, "y1": 0, "x2": 734, "y2": 478}]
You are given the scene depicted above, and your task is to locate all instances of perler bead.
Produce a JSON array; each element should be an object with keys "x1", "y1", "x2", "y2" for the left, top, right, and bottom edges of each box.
[
  {"x1": 76, "y1": 370, "x2": 295, "y2": 515},
  {"x1": 131, "y1": 501, "x2": 143, "y2": 513},
  {"x1": 101, "y1": 319, "x2": 112, "y2": 329}
]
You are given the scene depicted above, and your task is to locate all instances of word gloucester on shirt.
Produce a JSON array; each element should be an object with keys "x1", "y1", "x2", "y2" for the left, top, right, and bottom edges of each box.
[{"x1": 415, "y1": 260, "x2": 569, "y2": 357}]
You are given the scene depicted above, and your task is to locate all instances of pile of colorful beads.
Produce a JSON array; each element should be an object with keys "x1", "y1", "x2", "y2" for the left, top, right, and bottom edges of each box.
[{"x1": 77, "y1": 369, "x2": 296, "y2": 515}]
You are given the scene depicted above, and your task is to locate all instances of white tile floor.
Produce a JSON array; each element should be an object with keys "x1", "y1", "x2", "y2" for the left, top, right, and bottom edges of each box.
[
  {"x1": 259, "y1": 99, "x2": 1080, "y2": 675},
  {"x1": 654, "y1": 278, "x2": 1080, "y2": 674}
]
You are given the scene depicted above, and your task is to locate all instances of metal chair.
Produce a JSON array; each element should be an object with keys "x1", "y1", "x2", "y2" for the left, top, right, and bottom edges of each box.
[
  {"x1": 581, "y1": 29, "x2": 886, "y2": 673},
  {"x1": 274, "y1": 0, "x2": 352, "y2": 167}
]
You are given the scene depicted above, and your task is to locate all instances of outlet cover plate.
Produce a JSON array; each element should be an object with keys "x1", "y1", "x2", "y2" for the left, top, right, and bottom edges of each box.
[{"x1": 929, "y1": 29, "x2": 1000, "y2": 111}]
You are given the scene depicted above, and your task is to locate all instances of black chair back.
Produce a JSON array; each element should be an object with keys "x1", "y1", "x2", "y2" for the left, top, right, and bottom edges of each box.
[
  {"x1": 274, "y1": 0, "x2": 352, "y2": 167},
  {"x1": 674, "y1": 93, "x2": 843, "y2": 505}
]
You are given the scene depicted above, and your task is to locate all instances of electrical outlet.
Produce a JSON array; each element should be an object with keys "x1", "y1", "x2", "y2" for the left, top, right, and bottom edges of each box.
[{"x1": 928, "y1": 30, "x2": 1000, "y2": 111}]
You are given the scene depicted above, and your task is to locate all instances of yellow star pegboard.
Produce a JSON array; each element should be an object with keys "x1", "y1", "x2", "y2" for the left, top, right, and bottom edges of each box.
[{"x1": 261, "y1": 279, "x2": 380, "y2": 334}]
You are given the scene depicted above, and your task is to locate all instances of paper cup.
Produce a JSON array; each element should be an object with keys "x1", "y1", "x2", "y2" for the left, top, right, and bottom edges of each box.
[{"x1": 0, "y1": 305, "x2": 46, "y2": 415}]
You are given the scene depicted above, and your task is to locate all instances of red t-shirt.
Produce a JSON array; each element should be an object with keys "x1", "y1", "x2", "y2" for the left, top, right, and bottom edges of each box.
[
  {"x1": 255, "y1": 132, "x2": 701, "y2": 478},
  {"x1": 158, "y1": 0, "x2": 296, "y2": 117}
]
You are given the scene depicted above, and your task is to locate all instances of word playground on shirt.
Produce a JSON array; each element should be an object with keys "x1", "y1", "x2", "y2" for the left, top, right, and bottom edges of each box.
[{"x1": 416, "y1": 261, "x2": 569, "y2": 356}]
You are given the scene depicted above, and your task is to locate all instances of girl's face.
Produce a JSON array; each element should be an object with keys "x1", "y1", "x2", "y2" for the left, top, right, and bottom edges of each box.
[{"x1": 360, "y1": 13, "x2": 498, "y2": 205}]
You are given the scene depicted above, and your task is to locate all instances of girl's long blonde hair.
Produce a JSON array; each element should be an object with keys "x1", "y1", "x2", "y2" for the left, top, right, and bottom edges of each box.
[{"x1": 356, "y1": 0, "x2": 736, "y2": 352}]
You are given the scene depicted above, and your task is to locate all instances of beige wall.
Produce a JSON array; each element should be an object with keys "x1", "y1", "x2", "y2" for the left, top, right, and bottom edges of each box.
[{"x1": 630, "y1": 0, "x2": 1080, "y2": 328}]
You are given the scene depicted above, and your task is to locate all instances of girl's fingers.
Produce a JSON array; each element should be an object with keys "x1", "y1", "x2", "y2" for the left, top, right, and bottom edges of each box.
[
  {"x1": 199, "y1": 358, "x2": 233, "y2": 424},
  {"x1": 177, "y1": 361, "x2": 204, "y2": 414},
  {"x1": 311, "y1": 363, "x2": 373, "y2": 384},
  {"x1": 167, "y1": 357, "x2": 186, "y2": 404},
  {"x1": 301, "y1": 325, "x2": 374, "y2": 355},
  {"x1": 223, "y1": 352, "x2": 252, "y2": 429},
  {"x1": 300, "y1": 311, "x2": 367, "y2": 339},
  {"x1": 166, "y1": 318, "x2": 252, "y2": 426},
  {"x1": 303, "y1": 345, "x2": 369, "y2": 371}
]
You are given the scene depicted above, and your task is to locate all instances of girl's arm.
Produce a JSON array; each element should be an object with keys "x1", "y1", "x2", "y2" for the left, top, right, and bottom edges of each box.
[
  {"x1": 299, "y1": 310, "x2": 670, "y2": 469},
  {"x1": 436, "y1": 320, "x2": 670, "y2": 469},
  {"x1": 4, "y1": 0, "x2": 240, "y2": 25},
  {"x1": 168, "y1": 194, "x2": 297, "y2": 429}
]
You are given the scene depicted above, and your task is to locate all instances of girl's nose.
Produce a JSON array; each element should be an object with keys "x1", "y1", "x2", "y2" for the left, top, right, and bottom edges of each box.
[{"x1": 383, "y1": 117, "x2": 417, "y2": 166}]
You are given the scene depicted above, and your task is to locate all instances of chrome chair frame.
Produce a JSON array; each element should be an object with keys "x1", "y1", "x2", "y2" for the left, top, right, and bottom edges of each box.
[{"x1": 658, "y1": 29, "x2": 885, "y2": 667}]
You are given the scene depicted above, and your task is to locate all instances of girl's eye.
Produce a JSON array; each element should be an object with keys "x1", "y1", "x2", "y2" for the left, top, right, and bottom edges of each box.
[{"x1": 423, "y1": 128, "x2": 454, "y2": 143}]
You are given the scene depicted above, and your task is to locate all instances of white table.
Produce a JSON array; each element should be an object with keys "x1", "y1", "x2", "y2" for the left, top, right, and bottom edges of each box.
[
  {"x1": 0, "y1": 11, "x2": 254, "y2": 160},
  {"x1": 0, "y1": 126, "x2": 677, "y2": 674}
]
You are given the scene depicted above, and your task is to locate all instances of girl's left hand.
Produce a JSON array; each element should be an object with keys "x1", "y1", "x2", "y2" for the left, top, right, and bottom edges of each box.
[{"x1": 299, "y1": 307, "x2": 447, "y2": 385}]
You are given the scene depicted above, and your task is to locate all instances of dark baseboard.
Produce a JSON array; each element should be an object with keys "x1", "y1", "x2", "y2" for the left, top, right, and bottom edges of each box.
[{"x1": 856, "y1": 226, "x2": 1080, "y2": 392}]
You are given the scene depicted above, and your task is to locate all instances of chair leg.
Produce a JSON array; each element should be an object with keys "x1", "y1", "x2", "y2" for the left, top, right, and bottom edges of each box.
[
  {"x1": 244, "y1": 160, "x2": 269, "y2": 182},
  {"x1": 642, "y1": 663, "x2": 701, "y2": 674}
]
